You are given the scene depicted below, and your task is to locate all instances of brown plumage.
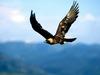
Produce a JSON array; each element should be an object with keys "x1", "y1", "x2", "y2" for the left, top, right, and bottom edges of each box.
[{"x1": 30, "y1": 1, "x2": 79, "y2": 45}]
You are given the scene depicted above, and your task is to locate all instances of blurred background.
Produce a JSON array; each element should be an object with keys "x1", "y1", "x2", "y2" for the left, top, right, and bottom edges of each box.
[{"x1": 0, "y1": 0, "x2": 100, "y2": 75}]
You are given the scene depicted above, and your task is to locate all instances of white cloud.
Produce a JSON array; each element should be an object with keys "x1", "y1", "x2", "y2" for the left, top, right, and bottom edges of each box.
[
  {"x1": 79, "y1": 13, "x2": 96, "y2": 22},
  {"x1": 0, "y1": 5, "x2": 26, "y2": 23},
  {"x1": 84, "y1": 13, "x2": 95, "y2": 21},
  {"x1": 9, "y1": 10, "x2": 25, "y2": 23},
  {"x1": 75, "y1": 13, "x2": 100, "y2": 44}
]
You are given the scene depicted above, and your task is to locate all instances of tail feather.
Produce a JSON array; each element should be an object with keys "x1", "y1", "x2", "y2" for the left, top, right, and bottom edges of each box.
[{"x1": 64, "y1": 38, "x2": 76, "y2": 42}]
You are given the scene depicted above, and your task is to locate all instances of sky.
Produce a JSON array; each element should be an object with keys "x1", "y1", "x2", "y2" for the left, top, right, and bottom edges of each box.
[{"x1": 0, "y1": 0, "x2": 100, "y2": 44}]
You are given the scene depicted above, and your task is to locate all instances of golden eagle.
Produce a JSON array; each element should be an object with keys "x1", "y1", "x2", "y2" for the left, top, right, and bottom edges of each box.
[{"x1": 30, "y1": 1, "x2": 79, "y2": 45}]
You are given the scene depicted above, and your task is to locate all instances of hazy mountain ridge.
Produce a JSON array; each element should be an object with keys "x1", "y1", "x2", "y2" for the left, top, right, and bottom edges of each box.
[
  {"x1": 0, "y1": 52, "x2": 51, "y2": 75},
  {"x1": 0, "y1": 42, "x2": 100, "y2": 75}
]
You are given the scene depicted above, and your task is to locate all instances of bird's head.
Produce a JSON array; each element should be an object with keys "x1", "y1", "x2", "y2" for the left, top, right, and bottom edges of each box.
[{"x1": 46, "y1": 38, "x2": 54, "y2": 44}]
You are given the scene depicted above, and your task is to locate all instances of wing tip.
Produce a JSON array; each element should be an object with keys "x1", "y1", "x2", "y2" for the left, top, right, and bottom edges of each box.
[
  {"x1": 72, "y1": 1, "x2": 79, "y2": 8},
  {"x1": 31, "y1": 10, "x2": 35, "y2": 17},
  {"x1": 30, "y1": 10, "x2": 38, "y2": 25},
  {"x1": 71, "y1": 0, "x2": 79, "y2": 14}
]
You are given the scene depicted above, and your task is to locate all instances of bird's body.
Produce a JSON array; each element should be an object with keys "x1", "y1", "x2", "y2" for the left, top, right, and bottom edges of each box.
[
  {"x1": 30, "y1": 1, "x2": 79, "y2": 45},
  {"x1": 46, "y1": 36, "x2": 76, "y2": 45}
]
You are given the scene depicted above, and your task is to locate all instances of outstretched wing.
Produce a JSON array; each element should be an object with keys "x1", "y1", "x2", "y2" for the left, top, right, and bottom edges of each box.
[
  {"x1": 30, "y1": 10, "x2": 54, "y2": 39},
  {"x1": 55, "y1": 1, "x2": 79, "y2": 38}
]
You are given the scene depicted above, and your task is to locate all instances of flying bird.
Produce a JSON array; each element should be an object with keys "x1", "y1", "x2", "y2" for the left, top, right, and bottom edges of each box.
[{"x1": 30, "y1": 1, "x2": 79, "y2": 45}]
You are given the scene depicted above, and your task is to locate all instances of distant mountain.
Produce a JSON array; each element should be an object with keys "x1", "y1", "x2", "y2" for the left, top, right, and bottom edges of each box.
[{"x1": 0, "y1": 42, "x2": 100, "y2": 75}]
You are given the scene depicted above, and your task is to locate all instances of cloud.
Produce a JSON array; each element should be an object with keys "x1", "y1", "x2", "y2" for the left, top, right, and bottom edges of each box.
[
  {"x1": 75, "y1": 13, "x2": 100, "y2": 44},
  {"x1": 83, "y1": 13, "x2": 95, "y2": 21},
  {"x1": 9, "y1": 10, "x2": 25, "y2": 23},
  {"x1": 0, "y1": 5, "x2": 26, "y2": 23},
  {"x1": 79, "y1": 13, "x2": 96, "y2": 22}
]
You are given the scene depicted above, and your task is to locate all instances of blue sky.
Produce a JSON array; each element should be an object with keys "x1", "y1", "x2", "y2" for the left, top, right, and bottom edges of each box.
[{"x1": 0, "y1": 0, "x2": 100, "y2": 44}]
